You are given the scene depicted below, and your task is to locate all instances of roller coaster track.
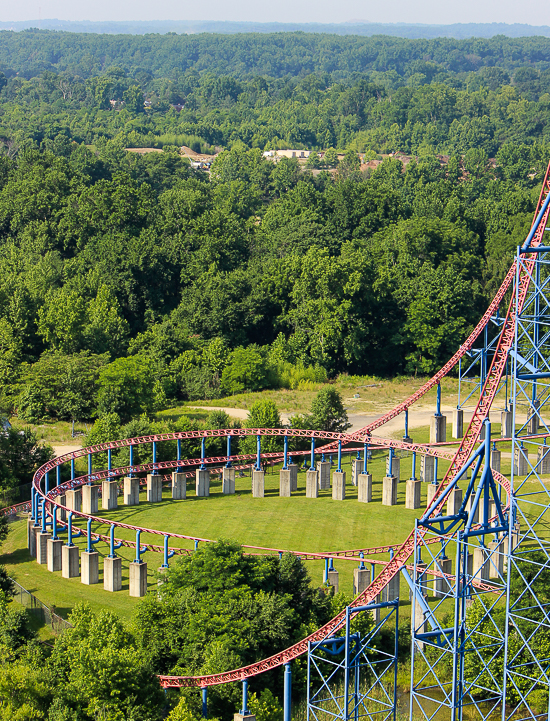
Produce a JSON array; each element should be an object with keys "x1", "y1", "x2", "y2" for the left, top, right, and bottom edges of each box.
[{"x1": 18, "y1": 163, "x2": 550, "y2": 689}]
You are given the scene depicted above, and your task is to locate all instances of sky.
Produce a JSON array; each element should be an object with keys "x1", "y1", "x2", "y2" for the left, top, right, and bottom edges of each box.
[{"x1": 1, "y1": 0, "x2": 550, "y2": 26}]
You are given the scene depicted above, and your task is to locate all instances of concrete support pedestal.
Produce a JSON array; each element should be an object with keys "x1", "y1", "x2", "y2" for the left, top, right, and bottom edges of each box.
[
  {"x1": 36, "y1": 532, "x2": 51, "y2": 565},
  {"x1": 222, "y1": 468, "x2": 235, "y2": 494},
  {"x1": 465, "y1": 495, "x2": 480, "y2": 525},
  {"x1": 252, "y1": 470, "x2": 265, "y2": 498},
  {"x1": 101, "y1": 480, "x2": 119, "y2": 511},
  {"x1": 386, "y1": 456, "x2": 400, "y2": 481},
  {"x1": 446, "y1": 488, "x2": 463, "y2": 516},
  {"x1": 279, "y1": 469, "x2": 291, "y2": 497},
  {"x1": 382, "y1": 475, "x2": 397, "y2": 506},
  {"x1": 501, "y1": 410, "x2": 513, "y2": 438},
  {"x1": 453, "y1": 408, "x2": 464, "y2": 439},
  {"x1": 358, "y1": 473, "x2": 372, "y2": 503},
  {"x1": 529, "y1": 400, "x2": 540, "y2": 435},
  {"x1": 381, "y1": 574, "x2": 400, "y2": 603},
  {"x1": 26, "y1": 515, "x2": 34, "y2": 553},
  {"x1": 405, "y1": 479, "x2": 421, "y2": 509},
  {"x1": 317, "y1": 461, "x2": 331, "y2": 490},
  {"x1": 196, "y1": 469, "x2": 210, "y2": 497},
  {"x1": 129, "y1": 561, "x2": 148, "y2": 597},
  {"x1": 81, "y1": 551, "x2": 99, "y2": 585},
  {"x1": 306, "y1": 470, "x2": 319, "y2": 498},
  {"x1": 537, "y1": 446, "x2": 550, "y2": 474},
  {"x1": 426, "y1": 483, "x2": 438, "y2": 508},
  {"x1": 413, "y1": 599, "x2": 428, "y2": 648},
  {"x1": 30, "y1": 524, "x2": 40, "y2": 559},
  {"x1": 171, "y1": 472, "x2": 187, "y2": 499},
  {"x1": 491, "y1": 449, "x2": 502, "y2": 473},
  {"x1": 82, "y1": 485, "x2": 99, "y2": 514},
  {"x1": 123, "y1": 477, "x2": 140, "y2": 505},
  {"x1": 65, "y1": 489, "x2": 82, "y2": 512},
  {"x1": 434, "y1": 557, "x2": 452, "y2": 598},
  {"x1": 488, "y1": 540, "x2": 504, "y2": 579},
  {"x1": 430, "y1": 415, "x2": 447, "y2": 444},
  {"x1": 514, "y1": 448, "x2": 529, "y2": 477},
  {"x1": 352, "y1": 458, "x2": 363, "y2": 486},
  {"x1": 47, "y1": 538, "x2": 63, "y2": 572},
  {"x1": 288, "y1": 464, "x2": 298, "y2": 492},
  {"x1": 62, "y1": 545, "x2": 79, "y2": 578},
  {"x1": 327, "y1": 570, "x2": 339, "y2": 593},
  {"x1": 234, "y1": 714, "x2": 256, "y2": 721},
  {"x1": 58, "y1": 495, "x2": 67, "y2": 522},
  {"x1": 332, "y1": 471, "x2": 346, "y2": 500},
  {"x1": 421, "y1": 455, "x2": 435, "y2": 484},
  {"x1": 473, "y1": 546, "x2": 490, "y2": 581},
  {"x1": 353, "y1": 567, "x2": 370, "y2": 595},
  {"x1": 147, "y1": 474, "x2": 163, "y2": 503},
  {"x1": 104, "y1": 556, "x2": 122, "y2": 592}
]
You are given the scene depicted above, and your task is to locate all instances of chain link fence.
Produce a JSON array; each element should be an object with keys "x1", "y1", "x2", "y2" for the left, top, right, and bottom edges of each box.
[{"x1": 11, "y1": 579, "x2": 72, "y2": 634}]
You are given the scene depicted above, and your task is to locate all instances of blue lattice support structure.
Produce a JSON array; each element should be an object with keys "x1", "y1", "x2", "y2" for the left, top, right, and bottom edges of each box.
[{"x1": 307, "y1": 600, "x2": 399, "y2": 721}]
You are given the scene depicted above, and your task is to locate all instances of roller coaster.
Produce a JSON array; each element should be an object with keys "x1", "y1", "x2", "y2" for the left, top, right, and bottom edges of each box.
[{"x1": 4, "y1": 160, "x2": 550, "y2": 720}]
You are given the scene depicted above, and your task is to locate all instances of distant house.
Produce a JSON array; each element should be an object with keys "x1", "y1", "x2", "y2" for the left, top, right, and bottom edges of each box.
[
  {"x1": 263, "y1": 149, "x2": 310, "y2": 160},
  {"x1": 170, "y1": 103, "x2": 184, "y2": 112}
]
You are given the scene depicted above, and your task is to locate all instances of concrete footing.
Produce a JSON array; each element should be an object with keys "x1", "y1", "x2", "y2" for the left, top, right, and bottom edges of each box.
[
  {"x1": 332, "y1": 471, "x2": 346, "y2": 500},
  {"x1": 426, "y1": 483, "x2": 438, "y2": 508},
  {"x1": 382, "y1": 475, "x2": 397, "y2": 506},
  {"x1": 82, "y1": 485, "x2": 99, "y2": 514},
  {"x1": 465, "y1": 495, "x2": 480, "y2": 525},
  {"x1": 501, "y1": 410, "x2": 513, "y2": 438},
  {"x1": 353, "y1": 567, "x2": 370, "y2": 595},
  {"x1": 446, "y1": 488, "x2": 463, "y2": 516},
  {"x1": 538, "y1": 446, "x2": 550, "y2": 474},
  {"x1": 514, "y1": 448, "x2": 529, "y2": 477},
  {"x1": 147, "y1": 474, "x2": 163, "y2": 503},
  {"x1": 234, "y1": 713, "x2": 256, "y2": 721},
  {"x1": 222, "y1": 467, "x2": 235, "y2": 494},
  {"x1": 81, "y1": 551, "x2": 99, "y2": 585},
  {"x1": 172, "y1": 472, "x2": 187, "y2": 499},
  {"x1": 306, "y1": 470, "x2": 319, "y2": 498},
  {"x1": 491, "y1": 449, "x2": 502, "y2": 473},
  {"x1": 488, "y1": 540, "x2": 504, "y2": 579},
  {"x1": 327, "y1": 570, "x2": 339, "y2": 593},
  {"x1": 252, "y1": 470, "x2": 265, "y2": 498},
  {"x1": 430, "y1": 415, "x2": 447, "y2": 443},
  {"x1": 421, "y1": 455, "x2": 435, "y2": 484},
  {"x1": 405, "y1": 479, "x2": 421, "y2": 509},
  {"x1": 317, "y1": 461, "x2": 330, "y2": 490},
  {"x1": 386, "y1": 456, "x2": 400, "y2": 481},
  {"x1": 453, "y1": 408, "x2": 464, "y2": 439},
  {"x1": 27, "y1": 516, "x2": 34, "y2": 553},
  {"x1": 288, "y1": 464, "x2": 298, "y2": 492},
  {"x1": 123, "y1": 476, "x2": 140, "y2": 505},
  {"x1": 36, "y1": 532, "x2": 51, "y2": 565},
  {"x1": 47, "y1": 538, "x2": 63, "y2": 572},
  {"x1": 30, "y1": 524, "x2": 40, "y2": 558},
  {"x1": 101, "y1": 480, "x2": 119, "y2": 511},
  {"x1": 434, "y1": 557, "x2": 452, "y2": 598},
  {"x1": 129, "y1": 561, "x2": 147, "y2": 597},
  {"x1": 65, "y1": 489, "x2": 82, "y2": 512},
  {"x1": 104, "y1": 556, "x2": 122, "y2": 592},
  {"x1": 472, "y1": 546, "x2": 490, "y2": 581},
  {"x1": 279, "y1": 469, "x2": 291, "y2": 497},
  {"x1": 196, "y1": 468, "x2": 210, "y2": 497},
  {"x1": 352, "y1": 458, "x2": 363, "y2": 486},
  {"x1": 62, "y1": 544, "x2": 79, "y2": 578},
  {"x1": 358, "y1": 473, "x2": 372, "y2": 503},
  {"x1": 381, "y1": 574, "x2": 400, "y2": 603},
  {"x1": 58, "y1": 495, "x2": 67, "y2": 522},
  {"x1": 529, "y1": 400, "x2": 540, "y2": 435}
]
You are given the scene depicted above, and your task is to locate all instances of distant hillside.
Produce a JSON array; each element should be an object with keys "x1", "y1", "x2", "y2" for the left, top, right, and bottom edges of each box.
[{"x1": 1, "y1": 19, "x2": 550, "y2": 39}]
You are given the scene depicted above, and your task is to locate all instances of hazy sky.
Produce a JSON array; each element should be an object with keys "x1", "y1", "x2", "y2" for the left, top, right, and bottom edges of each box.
[{"x1": 2, "y1": 0, "x2": 550, "y2": 25}]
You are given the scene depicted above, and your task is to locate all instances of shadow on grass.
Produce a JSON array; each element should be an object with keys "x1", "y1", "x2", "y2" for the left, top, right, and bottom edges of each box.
[{"x1": 1, "y1": 546, "x2": 32, "y2": 566}]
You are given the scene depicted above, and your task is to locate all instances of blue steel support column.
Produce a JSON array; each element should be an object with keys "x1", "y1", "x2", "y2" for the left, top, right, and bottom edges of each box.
[
  {"x1": 364, "y1": 443, "x2": 368, "y2": 472},
  {"x1": 88, "y1": 453, "x2": 92, "y2": 480},
  {"x1": 45, "y1": 472, "x2": 50, "y2": 494},
  {"x1": 86, "y1": 518, "x2": 94, "y2": 553},
  {"x1": 67, "y1": 512, "x2": 73, "y2": 546},
  {"x1": 201, "y1": 437, "x2": 206, "y2": 470},
  {"x1": 337, "y1": 441, "x2": 342, "y2": 472},
  {"x1": 412, "y1": 451, "x2": 417, "y2": 480},
  {"x1": 283, "y1": 435, "x2": 288, "y2": 470},
  {"x1": 388, "y1": 447, "x2": 394, "y2": 476},
  {"x1": 162, "y1": 535, "x2": 175, "y2": 568},
  {"x1": 434, "y1": 457, "x2": 438, "y2": 484},
  {"x1": 41, "y1": 498, "x2": 46, "y2": 532},
  {"x1": 71, "y1": 458, "x2": 75, "y2": 480},
  {"x1": 129, "y1": 445, "x2": 134, "y2": 476},
  {"x1": 324, "y1": 558, "x2": 329, "y2": 582},
  {"x1": 52, "y1": 506, "x2": 58, "y2": 540},
  {"x1": 240, "y1": 679, "x2": 250, "y2": 715},
  {"x1": 284, "y1": 663, "x2": 292, "y2": 721},
  {"x1": 436, "y1": 382, "x2": 441, "y2": 416},
  {"x1": 153, "y1": 441, "x2": 157, "y2": 467},
  {"x1": 310, "y1": 436, "x2": 315, "y2": 471},
  {"x1": 226, "y1": 435, "x2": 232, "y2": 468},
  {"x1": 56, "y1": 465, "x2": 61, "y2": 487},
  {"x1": 177, "y1": 439, "x2": 182, "y2": 472},
  {"x1": 109, "y1": 524, "x2": 117, "y2": 558},
  {"x1": 256, "y1": 435, "x2": 261, "y2": 471},
  {"x1": 31, "y1": 487, "x2": 35, "y2": 521},
  {"x1": 405, "y1": 408, "x2": 409, "y2": 438},
  {"x1": 201, "y1": 688, "x2": 208, "y2": 718},
  {"x1": 194, "y1": 539, "x2": 199, "y2": 551},
  {"x1": 108, "y1": 448, "x2": 112, "y2": 472}
]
